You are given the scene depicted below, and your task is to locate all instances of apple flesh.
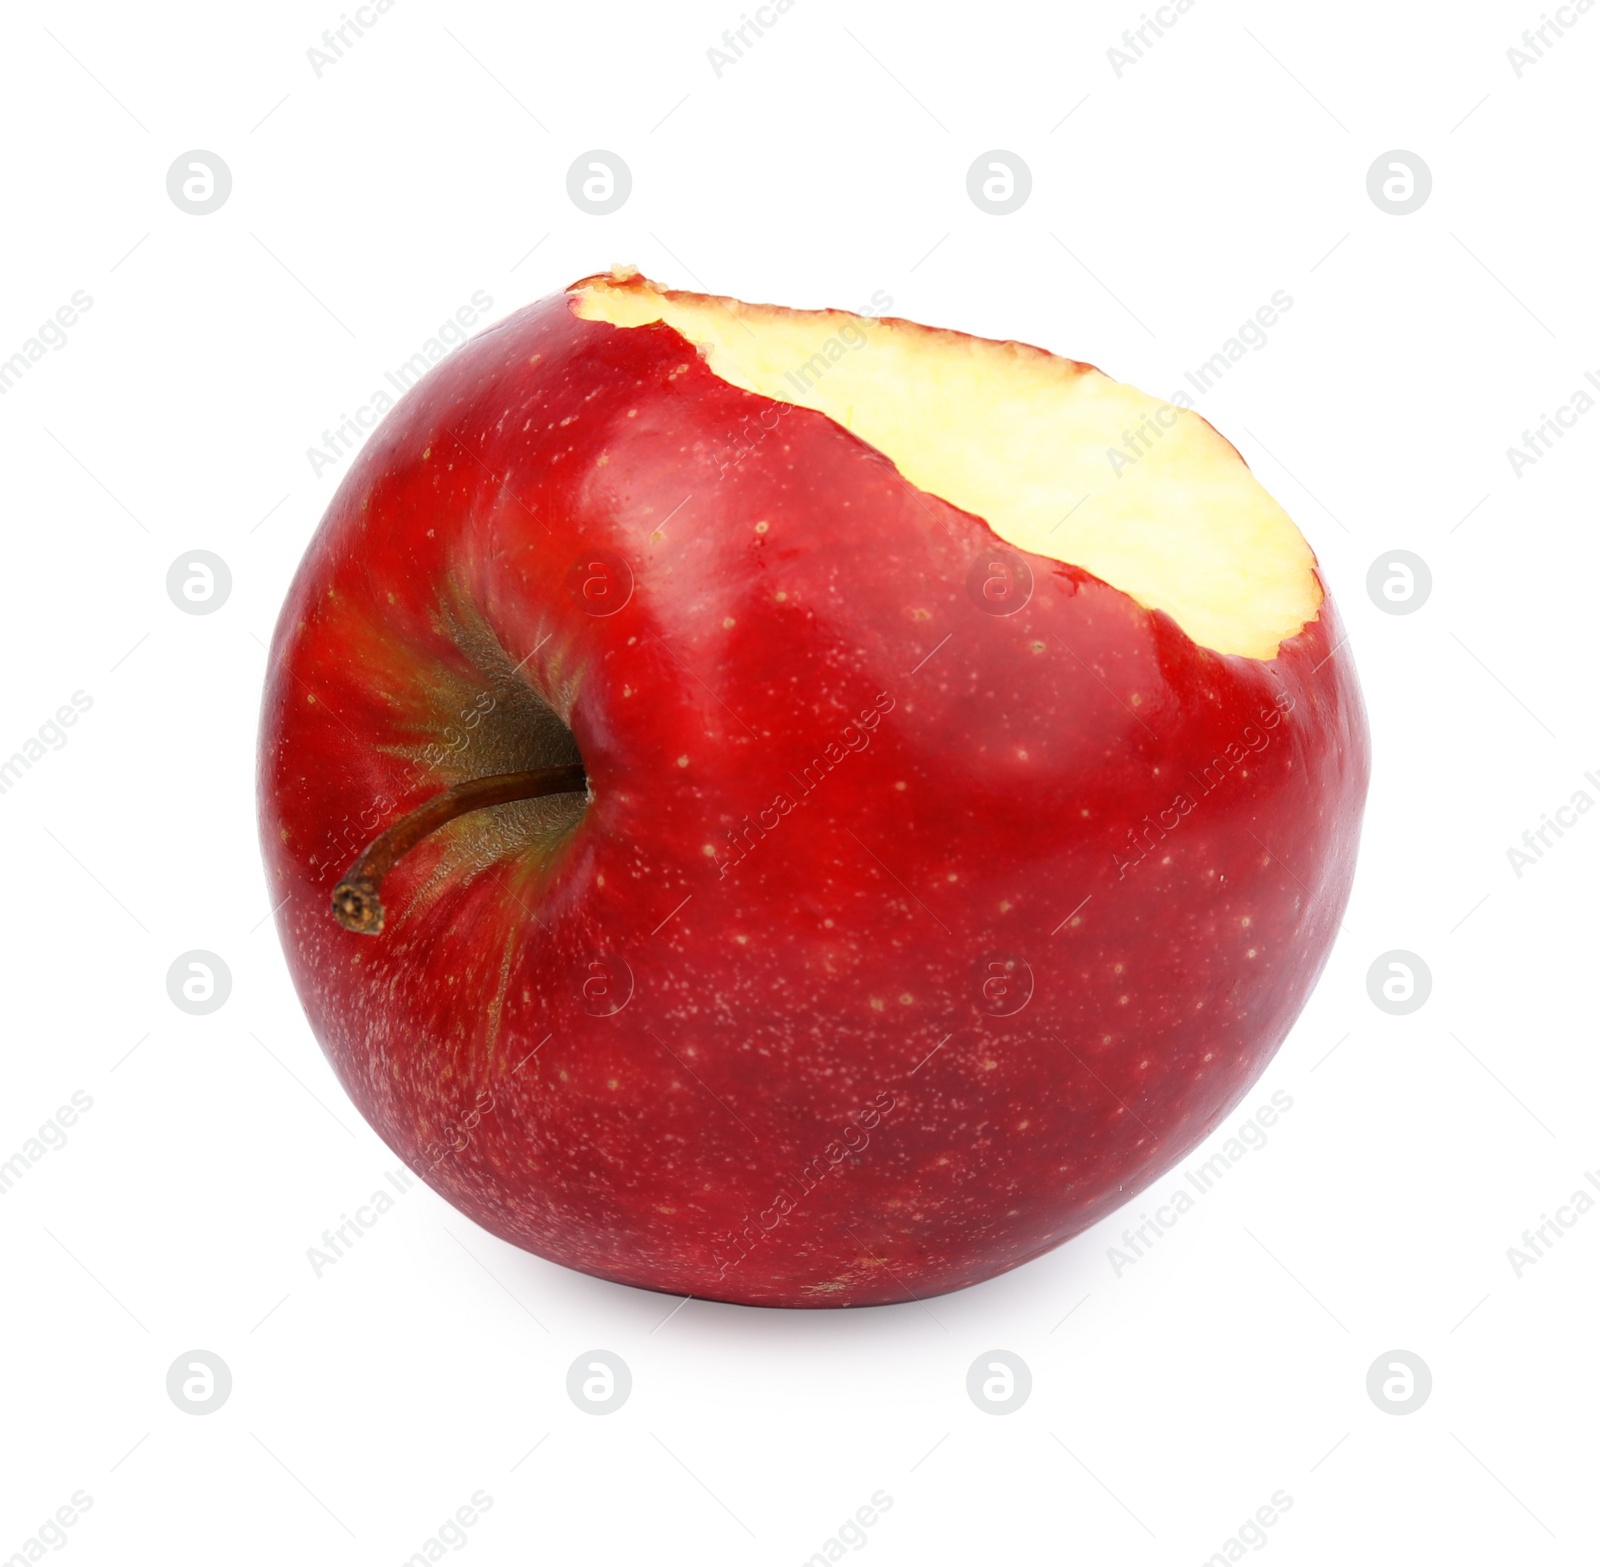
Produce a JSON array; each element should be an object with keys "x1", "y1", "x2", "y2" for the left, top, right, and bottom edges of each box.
[{"x1": 259, "y1": 270, "x2": 1368, "y2": 1307}]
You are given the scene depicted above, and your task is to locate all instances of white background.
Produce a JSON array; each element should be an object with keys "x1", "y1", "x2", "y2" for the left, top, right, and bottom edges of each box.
[{"x1": 1, "y1": 0, "x2": 1596, "y2": 1562}]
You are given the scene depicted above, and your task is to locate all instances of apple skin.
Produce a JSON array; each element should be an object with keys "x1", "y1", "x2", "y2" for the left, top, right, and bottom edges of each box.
[{"x1": 259, "y1": 281, "x2": 1369, "y2": 1308}]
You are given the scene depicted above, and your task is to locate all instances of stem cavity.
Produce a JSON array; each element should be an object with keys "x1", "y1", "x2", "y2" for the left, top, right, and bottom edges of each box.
[{"x1": 331, "y1": 765, "x2": 587, "y2": 935}]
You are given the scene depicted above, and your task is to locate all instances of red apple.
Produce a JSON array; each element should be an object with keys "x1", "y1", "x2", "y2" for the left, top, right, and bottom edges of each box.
[{"x1": 258, "y1": 269, "x2": 1368, "y2": 1307}]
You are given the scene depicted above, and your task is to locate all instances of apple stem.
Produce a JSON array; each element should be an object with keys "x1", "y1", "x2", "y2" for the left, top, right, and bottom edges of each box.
[{"x1": 331, "y1": 764, "x2": 587, "y2": 935}]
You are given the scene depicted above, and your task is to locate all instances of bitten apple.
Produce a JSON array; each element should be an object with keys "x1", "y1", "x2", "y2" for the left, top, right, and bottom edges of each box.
[{"x1": 258, "y1": 269, "x2": 1368, "y2": 1308}]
